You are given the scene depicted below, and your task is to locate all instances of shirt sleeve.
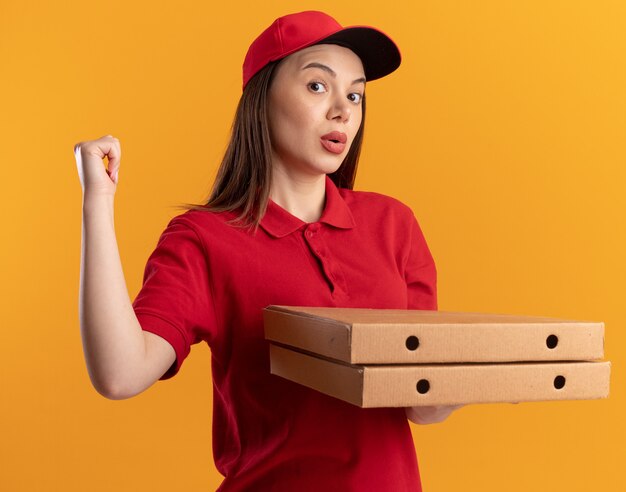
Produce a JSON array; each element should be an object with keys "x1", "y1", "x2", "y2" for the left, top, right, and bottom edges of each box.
[
  {"x1": 404, "y1": 211, "x2": 438, "y2": 310},
  {"x1": 131, "y1": 216, "x2": 216, "y2": 380}
]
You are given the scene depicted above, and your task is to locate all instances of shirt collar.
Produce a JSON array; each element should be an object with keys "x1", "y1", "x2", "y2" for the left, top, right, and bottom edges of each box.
[{"x1": 259, "y1": 175, "x2": 356, "y2": 238}]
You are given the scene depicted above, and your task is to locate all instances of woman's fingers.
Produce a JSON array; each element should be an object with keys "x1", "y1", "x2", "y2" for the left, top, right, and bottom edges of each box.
[
  {"x1": 405, "y1": 404, "x2": 465, "y2": 425},
  {"x1": 74, "y1": 134, "x2": 122, "y2": 195}
]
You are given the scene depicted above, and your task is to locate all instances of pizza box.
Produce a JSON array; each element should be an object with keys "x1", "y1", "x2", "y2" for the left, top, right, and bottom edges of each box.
[
  {"x1": 263, "y1": 305, "x2": 605, "y2": 363},
  {"x1": 269, "y1": 343, "x2": 611, "y2": 408}
]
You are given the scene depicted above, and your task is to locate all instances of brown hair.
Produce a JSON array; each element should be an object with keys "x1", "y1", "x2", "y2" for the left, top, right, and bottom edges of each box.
[{"x1": 174, "y1": 59, "x2": 366, "y2": 232}]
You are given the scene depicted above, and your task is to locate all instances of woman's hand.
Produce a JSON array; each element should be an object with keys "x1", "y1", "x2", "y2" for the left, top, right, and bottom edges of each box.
[
  {"x1": 405, "y1": 404, "x2": 466, "y2": 425},
  {"x1": 74, "y1": 134, "x2": 122, "y2": 196}
]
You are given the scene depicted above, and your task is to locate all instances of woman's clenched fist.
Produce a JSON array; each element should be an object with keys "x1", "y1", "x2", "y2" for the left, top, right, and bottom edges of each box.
[{"x1": 74, "y1": 134, "x2": 122, "y2": 195}]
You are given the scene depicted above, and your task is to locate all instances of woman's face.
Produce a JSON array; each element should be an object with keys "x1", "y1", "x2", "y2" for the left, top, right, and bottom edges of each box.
[{"x1": 267, "y1": 43, "x2": 365, "y2": 179}]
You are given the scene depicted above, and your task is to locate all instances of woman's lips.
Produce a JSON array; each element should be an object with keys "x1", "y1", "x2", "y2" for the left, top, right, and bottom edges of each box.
[{"x1": 320, "y1": 131, "x2": 347, "y2": 154}]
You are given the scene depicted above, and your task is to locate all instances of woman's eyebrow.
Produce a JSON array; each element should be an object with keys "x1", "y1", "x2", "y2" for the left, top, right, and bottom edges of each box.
[{"x1": 302, "y1": 62, "x2": 366, "y2": 85}]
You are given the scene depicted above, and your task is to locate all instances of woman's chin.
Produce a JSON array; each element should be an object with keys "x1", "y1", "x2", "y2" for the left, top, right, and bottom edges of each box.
[
  {"x1": 273, "y1": 155, "x2": 345, "y2": 178},
  {"x1": 316, "y1": 158, "x2": 345, "y2": 176}
]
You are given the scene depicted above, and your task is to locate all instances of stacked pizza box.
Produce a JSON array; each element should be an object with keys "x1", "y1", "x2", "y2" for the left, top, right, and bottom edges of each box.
[{"x1": 263, "y1": 306, "x2": 611, "y2": 408}]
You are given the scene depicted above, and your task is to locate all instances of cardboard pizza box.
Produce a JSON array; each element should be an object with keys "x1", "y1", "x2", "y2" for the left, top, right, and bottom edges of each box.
[
  {"x1": 269, "y1": 343, "x2": 611, "y2": 408},
  {"x1": 263, "y1": 305, "x2": 605, "y2": 364}
]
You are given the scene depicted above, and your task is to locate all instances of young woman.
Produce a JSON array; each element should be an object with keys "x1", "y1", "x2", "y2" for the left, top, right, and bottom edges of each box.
[{"x1": 74, "y1": 10, "x2": 463, "y2": 491}]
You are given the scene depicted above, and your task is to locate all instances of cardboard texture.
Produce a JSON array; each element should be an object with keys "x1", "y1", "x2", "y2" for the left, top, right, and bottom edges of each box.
[
  {"x1": 269, "y1": 344, "x2": 611, "y2": 407},
  {"x1": 264, "y1": 306, "x2": 611, "y2": 408},
  {"x1": 263, "y1": 305, "x2": 605, "y2": 363}
]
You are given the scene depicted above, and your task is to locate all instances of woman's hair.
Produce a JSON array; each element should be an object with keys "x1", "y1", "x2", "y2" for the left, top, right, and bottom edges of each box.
[{"x1": 175, "y1": 57, "x2": 367, "y2": 231}]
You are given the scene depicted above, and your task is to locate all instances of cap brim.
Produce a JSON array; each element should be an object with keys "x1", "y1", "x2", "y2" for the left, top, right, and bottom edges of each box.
[{"x1": 316, "y1": 26, "x2": 402, "y2": 81}]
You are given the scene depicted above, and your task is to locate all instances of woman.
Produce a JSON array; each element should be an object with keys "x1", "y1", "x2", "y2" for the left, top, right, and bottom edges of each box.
[{"x1": 74, "y1": 10, "x2": 463, "y2": 491}]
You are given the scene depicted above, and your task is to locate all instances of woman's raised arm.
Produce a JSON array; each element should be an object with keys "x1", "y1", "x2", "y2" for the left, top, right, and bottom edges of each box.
[{"x1": 74, "y1": 135, "x2": 175, "y2": 399}]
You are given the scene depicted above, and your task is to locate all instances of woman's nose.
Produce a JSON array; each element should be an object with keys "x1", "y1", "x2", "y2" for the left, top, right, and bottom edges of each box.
[{"x1": 327, "y1": 97, "x2": 351, "y2": 122}]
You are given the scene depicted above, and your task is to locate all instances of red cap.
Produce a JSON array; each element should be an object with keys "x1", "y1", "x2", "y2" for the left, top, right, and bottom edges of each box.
[{"x1": 242, "y1": 10, "x2": 401, "y2": 90}]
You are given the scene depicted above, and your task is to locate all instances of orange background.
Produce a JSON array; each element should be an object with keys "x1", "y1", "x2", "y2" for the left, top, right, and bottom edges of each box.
[{"x1": 1, "y1": 1, "x2": 624, "y2": 490}]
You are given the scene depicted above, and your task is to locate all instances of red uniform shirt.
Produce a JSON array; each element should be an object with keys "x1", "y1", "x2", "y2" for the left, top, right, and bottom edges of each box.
[{"x1": 132, "y1": 175, "x2": 437, "y2": 491}]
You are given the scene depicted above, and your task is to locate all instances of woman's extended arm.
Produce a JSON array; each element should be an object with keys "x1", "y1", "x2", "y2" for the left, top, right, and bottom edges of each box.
[{"x1": 75, "y1": 136, "x2": 175, "y2": 399}]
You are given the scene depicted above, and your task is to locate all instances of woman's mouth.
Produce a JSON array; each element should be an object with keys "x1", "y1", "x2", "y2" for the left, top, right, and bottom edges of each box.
[{"x1": 320, "y1": 131, "x2": 347, "y2": 154}]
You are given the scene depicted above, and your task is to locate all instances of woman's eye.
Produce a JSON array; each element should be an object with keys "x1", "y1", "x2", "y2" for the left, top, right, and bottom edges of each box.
[
  {"x1": 348, "y1": 93, "x2": 363, "y2": 104},
  {"x1": 308, "y1": 81, "x2": 327, "y2": 93}
]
